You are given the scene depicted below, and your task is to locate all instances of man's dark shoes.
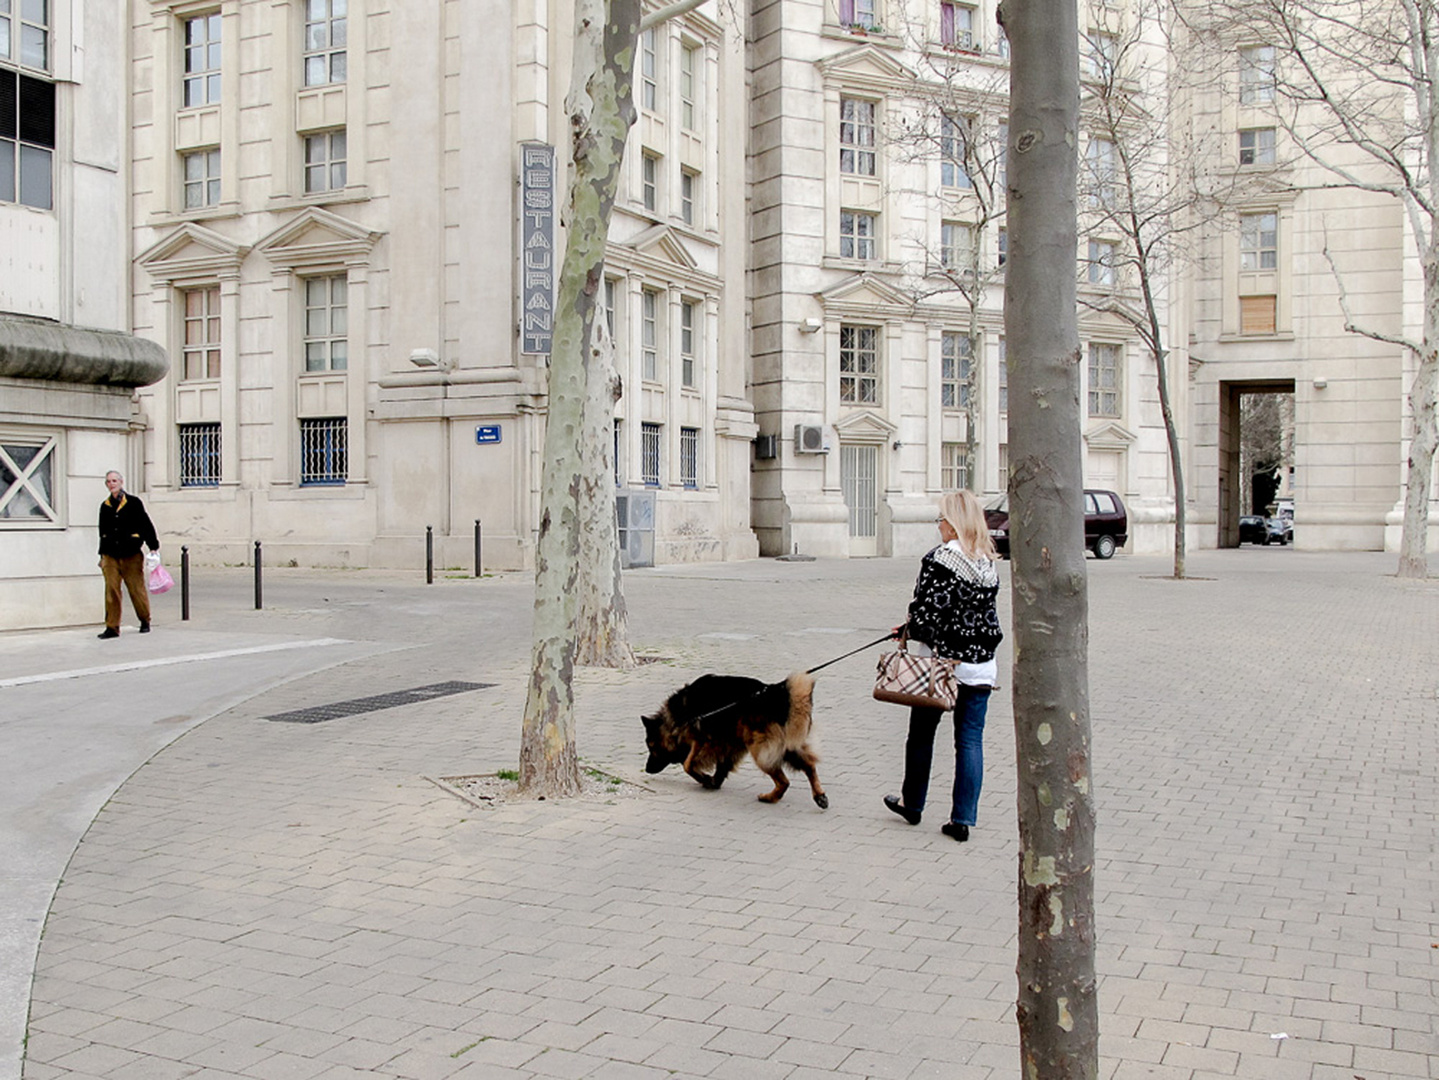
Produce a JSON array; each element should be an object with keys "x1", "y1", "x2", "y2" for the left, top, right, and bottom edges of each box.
[
  {"x1": 97, "y1": 628, "x2": 119, "y2": 639},
  {"x1": 884, "y1": 795, "x2": 921, "y2": 825},
  {"x1": 941, "y1": 822, "x2": 970, "y2": 842},
  {"x1": 139, "y1": 622, "x2": 151, "y2": 633}
]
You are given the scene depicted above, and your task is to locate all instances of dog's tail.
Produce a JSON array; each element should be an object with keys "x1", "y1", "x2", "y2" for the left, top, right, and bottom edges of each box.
[{"x1": 783, "y1": 671, "x2": 815, "y2": 741}]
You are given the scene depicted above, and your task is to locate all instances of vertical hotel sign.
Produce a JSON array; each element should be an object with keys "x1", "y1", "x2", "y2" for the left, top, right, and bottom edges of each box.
[{"x1": 520, "y1": 143, "x2": 556, "y2": 356}]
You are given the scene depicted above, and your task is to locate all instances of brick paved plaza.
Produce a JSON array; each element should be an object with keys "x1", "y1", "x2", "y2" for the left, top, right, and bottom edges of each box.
[{"x1": 5, "y1": 550, "x2": 1436, "y2": 1079}]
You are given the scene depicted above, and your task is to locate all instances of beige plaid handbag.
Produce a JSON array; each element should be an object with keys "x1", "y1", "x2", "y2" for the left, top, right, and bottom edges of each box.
[{"x1": 873, "y1": 636, "x2": 959, "y2": 711}]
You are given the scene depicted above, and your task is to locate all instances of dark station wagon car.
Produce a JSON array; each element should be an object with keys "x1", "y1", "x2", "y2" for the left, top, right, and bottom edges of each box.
[{"x1": 985, "y1": 489, "x2": 1129, "y2": 560}]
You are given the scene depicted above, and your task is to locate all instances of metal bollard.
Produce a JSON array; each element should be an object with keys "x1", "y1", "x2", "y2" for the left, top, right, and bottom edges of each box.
[
  {"x1": 254, "y1": 540, "x2": 263, "y2": 610},
  {"x1": 426, "y1": 525, "x2": 434, "y2": 585},
  {"x1": 181, "y1": 545, "x2": 191, "y2": 621},
  {"x1": 474, "y1": 519, "x2": 482, "y2": 578}
]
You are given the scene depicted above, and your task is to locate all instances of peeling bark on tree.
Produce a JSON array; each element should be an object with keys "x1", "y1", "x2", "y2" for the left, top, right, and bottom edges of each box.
[
  {"x1": 519, "y1": 0, "x2": 642, "y2": 796},
  {"x1": 999, "y1": 0, "x2": 1100, "y2": 1075}
]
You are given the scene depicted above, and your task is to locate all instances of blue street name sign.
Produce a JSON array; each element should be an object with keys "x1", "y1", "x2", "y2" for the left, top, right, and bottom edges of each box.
[{"x1": 476, "y1": 425, "x2": 502, "y2": 445}]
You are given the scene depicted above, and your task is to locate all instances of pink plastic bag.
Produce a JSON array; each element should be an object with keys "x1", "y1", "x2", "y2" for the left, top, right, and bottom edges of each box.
[{"x1": 147, "y1": 554, "x2": 174, "y2": 594}]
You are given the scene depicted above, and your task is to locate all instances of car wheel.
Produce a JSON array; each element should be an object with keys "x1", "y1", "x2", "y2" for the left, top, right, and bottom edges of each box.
[{"x1": 1093, "y1": 535, "x2": 1116, "y2": 560}]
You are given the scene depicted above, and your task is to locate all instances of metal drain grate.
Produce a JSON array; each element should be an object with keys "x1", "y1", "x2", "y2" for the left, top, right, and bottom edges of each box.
[{"x1": 265, "y1": 681, "x2": 494, "y2": 724}]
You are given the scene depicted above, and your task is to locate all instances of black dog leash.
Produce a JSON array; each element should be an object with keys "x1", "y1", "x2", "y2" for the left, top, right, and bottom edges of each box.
[{"x1": 685, "y1": 631, "x2": 899, "y2": 724}]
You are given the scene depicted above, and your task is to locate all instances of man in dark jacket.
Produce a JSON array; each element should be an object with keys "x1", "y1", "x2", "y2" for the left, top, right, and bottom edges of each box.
[{"x1": 97, "y1": 470, "x2": 160, "y2": 639}]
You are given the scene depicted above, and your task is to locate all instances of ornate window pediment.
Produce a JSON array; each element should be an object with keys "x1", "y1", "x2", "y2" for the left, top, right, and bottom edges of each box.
[
  {"x1": 834, "y1": 409, "x2": 897, "y2": 443},
  {"x1": 138, "y1": 223, "x2": 248, "y2": 284},
  {"x1": 1084, "y1": 420, "x2": 1136, "y2": 449},
  {"x1": 255, "y1": 207, "x2": 381, "y2": 271}
]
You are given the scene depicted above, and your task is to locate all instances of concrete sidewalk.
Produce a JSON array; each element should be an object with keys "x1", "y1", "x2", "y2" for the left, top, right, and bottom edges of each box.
[{"x1": 6, "y1": 551, "x2": 1438, "y2": 1080}]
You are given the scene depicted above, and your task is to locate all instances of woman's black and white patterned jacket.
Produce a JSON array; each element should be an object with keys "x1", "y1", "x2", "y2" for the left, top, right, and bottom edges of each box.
[{"x1": 903, "y1": 543, "x2": 1003, "y2": 663}]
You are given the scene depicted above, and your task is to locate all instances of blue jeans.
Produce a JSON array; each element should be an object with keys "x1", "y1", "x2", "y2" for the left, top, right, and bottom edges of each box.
[{"x1": 900, "y1": 686, "x2": 991, "y2": 826}]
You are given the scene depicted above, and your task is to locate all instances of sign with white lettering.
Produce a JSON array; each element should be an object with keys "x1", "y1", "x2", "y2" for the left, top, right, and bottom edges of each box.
[
  {"x1": 475, "y1": 425, "x2": 502, "y2": 445},
  {"x1": 519, "y1": 143, "x2": 556, "y2": 356}
]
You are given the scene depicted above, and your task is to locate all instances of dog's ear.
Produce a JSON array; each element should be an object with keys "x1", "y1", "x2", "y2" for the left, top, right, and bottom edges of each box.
[{"x1": 642, "y1": 712, "x2": 659, "y2": 732}]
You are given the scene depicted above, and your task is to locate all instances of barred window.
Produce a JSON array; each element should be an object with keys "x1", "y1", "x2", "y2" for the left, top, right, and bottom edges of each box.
[
  {"x1": 1, "y1": 67, "x2": 55, "y2": 209},
  {"x1": 641, "y1": 422, "x2": 661, "y2": 487},
  {"x1": 303, "y1": 129, "x2": 346, "y2": 193},
  {"x1": 941, "y1": 332, "x2": 972, "y2": 409},
  {"x1": 839, "y1": 324, "x2": 879, "y2": 404},
  {"x1": 303, "y1": 0, "x2": 347, "y2": 87},
  {"x1": 0, "y1": 434, "x2": 57, "y2": 523},
  {"x1": 680, "y1": 427, "x2": 699, "y2": 489},
  {"x1": 299, "y1": 417, "x2": 347, "y2": 484},
  {"x1": 183, "y1": 12, "x2": 222, "y2": 108},
  {"x1": 1, "y1": 0, "x2": 50, "y2": 69},
  {"x1": 839, "y1": 97, "x2": 876, "y2": 176},
  {"x1": 183, "y1": 148, "x2": 220, "y2": 209},
  {"x1": 303, "y1": 275, "x2": 348, "y2": 371},
  {"x1": 178, "y1": 423, "x2": 221, "y2": 487},
  {"x1": 182, "y1": 286, "x2": 221, "y2": 381},
  {"x1": 1088, "y1": 342, "x2": 1121, "y2": 418},
  {"x1": 680, "y1": 300, "x2": 696, "y2": 388}
]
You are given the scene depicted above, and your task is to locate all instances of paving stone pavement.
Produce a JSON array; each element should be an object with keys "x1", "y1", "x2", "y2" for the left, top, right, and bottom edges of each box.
[{"x1": 10, "y1": 550, "x2": 1439, "y2": 1080}]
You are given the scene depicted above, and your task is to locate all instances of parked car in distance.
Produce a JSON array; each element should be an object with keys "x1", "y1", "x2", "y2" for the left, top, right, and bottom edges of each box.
[
  {"x1": 1264, "y1": 516, "x2": 1292, "y2": 545},
  {"x1": 1238, "y1": 515, "x2": 1268, "y2": 544},
  {"x1": 984, "y1": 489, "x2": 1128, "y2": 559}
]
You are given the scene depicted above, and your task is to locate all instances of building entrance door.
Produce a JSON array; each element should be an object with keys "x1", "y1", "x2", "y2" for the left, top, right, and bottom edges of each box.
[{"x1": 841, "y1": 444, "x2": 878, "y2": 556}]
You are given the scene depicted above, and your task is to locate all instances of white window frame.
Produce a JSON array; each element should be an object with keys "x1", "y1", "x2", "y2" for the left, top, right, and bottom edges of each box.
[
  {"x1": 679, "y1": 42, "x2": 698, "y2": 131},
  {"x1": 1082, "y1": 31, "x2": 1116, "y2": 81},
  {"x1": 0, "y1": 67, "x2": 54, "y2": 209},
  {"x1": 941, "y1": 221, "x2": 974, "y2": 272},
  {"x1": 680, "y1": 167, "x2": 697, "y2": 226},
  {"x1": 840, "y1": 210, "x2": 878, "y2": 260},
  {"x1": 640, "y1": 28, "x2": 658, "y2": 112},
  {"x1": 940, "y1": 113, "x2": 972, "y2": 189},
  {"x1": 1239, "y1": 211, "x2": 1277, "y2": 271},
  {"x1": 182, "y1": 147, "x2": 221, "y2": 209},
  {"x1": 1, "y1": 0, "x2": 49, "y2": 70},
  {"x1": 941, "y1": 332, "x2": 973, "y2": 409},
  {"x1": 1239, "y1": 127, "x2": 1276, "y2": 167},
  {"x1": 641, "y1": 288, "x2": 660, "y2": 381},
  {"x1": 641, "y1": 150, "x2": 659, "y2": 212},
  {"x1": 1086, "y1": 137, "x2": 1116, "y2": 208},
  {"x1": 181, "y1": 284, "x2": 222, "y2": 381},
  {"x1": 839, "y1": 97, "x2": 877, "y2": 177},
  {"x1": 303, "y1": 129, "x2": 347, "y2": 194},
  {"x1": 1239, "y1": 44, "x2": 1276, "y2": 105},
  {"x1": 182, "y1": 11, "x2": 222, "y2": 108},
  {"x1": 840, "y1": 324, "x2": 880, "y2": 404},
  {"x1": 0, "y1": 432, "x2": 60, "y2": 526},
  {"x1": 302, "y1": 274, "x2": 348, "y2": 372},
  {"x1": 303, "y1": 0, "x2": 347, "y2": 87},
  {"x1": 1087, "y1": 342, "x2": 1122, "y2": 418},
  {"x1": 680, "y1": 300, "x2": 697, "y2": 388},
  {"x1": 1087, "y1": 238, "x2": 1116, "y2": 286},
  {"x1": 941, "y1": 442, "x2": 968, "y2": 490}
]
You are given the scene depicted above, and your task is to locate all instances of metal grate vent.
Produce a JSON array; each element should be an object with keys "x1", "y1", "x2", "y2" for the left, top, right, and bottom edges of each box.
[{"x1": 265, "y1": 681, "x2": 493, "y2": 724}]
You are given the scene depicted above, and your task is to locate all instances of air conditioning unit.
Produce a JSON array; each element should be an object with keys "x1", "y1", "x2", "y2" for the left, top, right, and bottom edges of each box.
[{"x1": 794, "y1": 424, "x2": 828, "y2": 454}]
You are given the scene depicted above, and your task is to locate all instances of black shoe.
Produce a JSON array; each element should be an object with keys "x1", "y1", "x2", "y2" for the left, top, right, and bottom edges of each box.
[
  {"x1": 941, "y1": 822, "x2": 970, "y2": 842},
  {"x1": 98, "y1": 628, "x2": 119, "y2": 639},
  {"x1": 139, "y1": 622, "x2": 151, "y2": 633},
  {"x1": 884, "y1": 795, "x2": 921, "y2": 825}
]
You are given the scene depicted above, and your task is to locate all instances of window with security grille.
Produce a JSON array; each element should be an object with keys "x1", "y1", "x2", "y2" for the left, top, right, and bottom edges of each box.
[
  {"x1": 1, "y1": 67, "x2": 55, "y2": 209},
  {"x1": 182, "y1": 286, "x2": 221, "y2": 380},
  {"x1": 303, "y1": 275, "x2": 348, "y2": 371},
  {"x1": 1088, "y1": 342, "x2": 1121, "y2": 418},
  {"x1": 839, "y1": 97, "x2": 876, "y2": 176},
  {"x1": 1239, "y1": 128, "x2": 1275, "y2": 166},
  {"x1": 680, "y1": 300, "x2": 696, "y2": 387},
  {"x1": 641, "y1": 422, "x2": 661, "y2": 487},
  {"x1": 303, "y1": 129, "x2": 346, "y2": 193},
  {"x1": 183, "y1": 12, "x2": 221, "y2": 107},
  {"x1": 941, "y1": 442, "x2": 968, "y2": 491},
  {"x1": 1240, "y1": 212, "x2": 1277, "y2": 271},
  {"x1": 0, "y1": 434, "x2": 57, "y2": 524},
  {"x1": 299, "y1": 417, "x2": 347, "y2": 484},
  {"x1": 680, "y1": 427, "x2": 699, "y2": 488},
  {"x1": 178, "y1": 423, "x2": 221, "y2": 487},
  {"x1": 1, "y1": 0, "x2": 48, "y2": 69},
  {"x1": 941, "y1": 332, "x2": 972, "y2": 409},
  {"x1": 840, "y1": 324, "x2": 879, "y2": 404},
  {"x1": 303, "y1": 0, "x2": 347, "y2": 86},
  {"x1": 183, "y1": 148, "x2": 220, "y2": 209},
  {"x1": 940, "y1": 113, "x2": 972, "y2": 189},
  {"x1": 840, "y1": 210, "x2": 877, "y2": 260},
  {"x1": 642, "y1": 288, "x2": 659, "y2": 381}
]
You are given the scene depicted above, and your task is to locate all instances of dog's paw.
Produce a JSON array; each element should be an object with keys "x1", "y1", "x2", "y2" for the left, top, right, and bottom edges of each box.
[
  {"x1": 695, "y1": 773, "x2": 718, "y2": 789},
  {"x1": 814, "y1": 793, "x2": 829, "y2": 810}
]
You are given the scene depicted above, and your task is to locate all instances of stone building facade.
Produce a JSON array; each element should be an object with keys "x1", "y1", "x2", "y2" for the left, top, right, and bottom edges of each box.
[
  {"x1": 1, "y1": 3, "x2": 168, "y2": 631},
  {"x1": 126, "y1": 0, "x2": 756, "y2": 573}
]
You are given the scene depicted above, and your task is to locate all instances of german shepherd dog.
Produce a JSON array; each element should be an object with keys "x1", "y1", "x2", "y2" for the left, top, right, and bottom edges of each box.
[{"x1": 642, "y1": 672, "x2": 828, "y2": 808}]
